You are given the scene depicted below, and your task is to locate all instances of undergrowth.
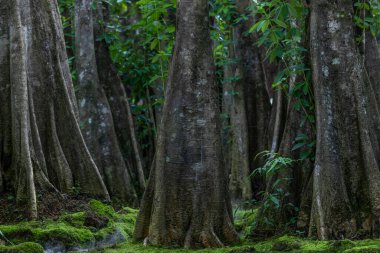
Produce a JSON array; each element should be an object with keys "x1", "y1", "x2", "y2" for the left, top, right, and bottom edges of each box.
[{"x1": 0, "y1": 201, "x2": 379, "y2": 252}]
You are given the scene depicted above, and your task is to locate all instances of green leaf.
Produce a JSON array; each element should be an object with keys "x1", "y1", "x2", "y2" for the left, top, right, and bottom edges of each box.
[
  {"x1": 292, "y1": 142, "x2": 305, "y2": 151},
  {"x1": 269, "y1": 194, "x2": 280, "y2": 208},
  {"x1": 274, "y1": 19, "x2": 288, "y2": 28}
]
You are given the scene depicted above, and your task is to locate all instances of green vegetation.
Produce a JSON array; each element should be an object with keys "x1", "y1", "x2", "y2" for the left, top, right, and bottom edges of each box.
[
  {"x1": 0, "y1": 202, "x2": 379, "y2": 252},
  {"x1": 0, "y1": 200, "x2": 137, "y2": 249},
  {"x1": 0, "y1": 242, "x2": 44, "y2": 253},
  {"x1": 101, "y1": 235, "x2": 380, "y2": 253}
]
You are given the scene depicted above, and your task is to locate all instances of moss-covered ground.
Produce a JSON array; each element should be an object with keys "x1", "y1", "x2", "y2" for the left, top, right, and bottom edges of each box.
[{"x1": 0, "y1": 201, "x2": 379, "y2": 252}]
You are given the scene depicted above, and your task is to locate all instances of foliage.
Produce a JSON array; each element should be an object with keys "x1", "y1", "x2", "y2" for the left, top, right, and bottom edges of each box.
[
  {"x1": 58, "y1": 0, "x2": 76, "y2": 81},
  {"x1": 249, "y1": 0, "x2": 316, "y2": 160},
  {"x1": 251, "y1": 151, "x2": 299, "y2": 230},
  {"x1": 233, "y1": 208, "x2": 259, "y2": 238},
  {"x1": 104, "y1": 0, "x2": 176, "y2": 155},
  {"x1": 354, "y1": 0, "x2": 380, "y2": 38}
]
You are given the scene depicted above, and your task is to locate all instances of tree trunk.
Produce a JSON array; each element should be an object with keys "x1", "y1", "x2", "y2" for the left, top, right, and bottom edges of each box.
[
  {"x1": 226, "y1": 29, "x2": 252, "y2": 202},
  {"x1": 0, "y1": 0, "x2": 109, "y2": 218},
  {"x1": 75, "y1": 0, "x2": 144, "y2": 204},
  {"x1": 133, "y1": 0, "x2": 239, "y2": 248},
  {"x1": 95, "y1": 3, "x2": 147, "y2": 197},
  {"x1": 363, "y1": 30, "x2": 380, "y2": 106},
  {"x1": 234, "y1": 0, "x2": 271, "y2": 198},
  {"x1": 309, "y1": 0, "x2": 380, "y2": 239}
]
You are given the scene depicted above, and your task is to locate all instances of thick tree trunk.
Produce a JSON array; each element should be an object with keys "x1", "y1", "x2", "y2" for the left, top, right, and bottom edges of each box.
[
  {"x1": 309, "y1": 0, "x2": 380, "y2": 239},
  {"x1": 0, "y1": 0, "x2": 109, "y2": 218},
  {"x1": 75, "y1": 0, "x2": 144, "y2": 204},
  {"x1": 133, "y1": 0, "x2": 239, "y2": 248}
]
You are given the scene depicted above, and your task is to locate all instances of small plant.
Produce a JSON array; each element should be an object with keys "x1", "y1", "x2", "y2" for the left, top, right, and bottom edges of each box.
[
  {"x1": 251, "y1": 151, "x2": 299, "y2": 230},
  {"x1": 69, "y1": 186, "x2": 82, "y2": 196}
]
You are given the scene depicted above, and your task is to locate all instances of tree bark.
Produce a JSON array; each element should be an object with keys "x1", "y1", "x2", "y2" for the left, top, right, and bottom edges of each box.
[
  {"x1": 0, "y1": 0, "x2": 109, "y2": 218},
  {"x1": 224, "y1": 28, "x2": 252, "y2": 202},
  {"x1": 75, "y1": 0, "x2": 144, "y2": 204},
  {"x1": 309, "y1": 0, "x2": 380, "y2": 239},
  {"x1": 234, "y1": 0, "x2": 271, "y2": 198},
  {"x1": 363, "y1": 30, "x2": 380, "y2": 106},
  {"x1": 133, "y1": 0, "x2": 239, "y2": 248}
]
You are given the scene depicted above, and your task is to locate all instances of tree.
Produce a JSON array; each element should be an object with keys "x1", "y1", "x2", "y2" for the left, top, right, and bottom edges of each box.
[
  {"x1": 308, "y1": 0, "x2": 380, "y2": 239},
  {"x1": 233, "y1": 0, "x2": 271, "y2": 199},
  {"x1": 133, "y1": 0, "x2": 239, "y2": 248},
  {"x1": 0, "y1": 0, "x2": 109, "y2": 218},
  {"x1": 75, "y1": 0, "x2": 145, "y2": 203},
  {"x1": 221, "y1": 0, "x2": 271, "y2": 202}
]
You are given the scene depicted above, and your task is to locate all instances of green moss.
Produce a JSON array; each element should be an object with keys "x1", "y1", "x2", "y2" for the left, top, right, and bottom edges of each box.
[
  {"x1": 343, "y1": 239, "x2": 380, "y2": 253},
  {"x1": 343, "y1": 245, "x2": 380, "y2": 252},
  {"x1": 0, "y1": 220, "x2": 93, "y2": 246},
  {"x1": 91, "y1": 202, "x2": 137, "y2": 241},
  {"x1": 0, "y1": 222, "x2": 36, "y2": 244},
  {"x1": 90, "y1": 200, "x2": 118, "y2": 219},
  {"x1": 32, "y1": 222, "x2": 94, "y2": 246},
  {"x1": 102, "y1": 241, "x2": 258, "y2": 253},
  {"x1": 59, "y1": 212, "x2": 86, "y2": 227},
  {"x1": 0, "y1": 242, "x2": 44, "y2": 253},
  {"x1": 94, "y1": 207, "x2": 137, "y2": 240}
]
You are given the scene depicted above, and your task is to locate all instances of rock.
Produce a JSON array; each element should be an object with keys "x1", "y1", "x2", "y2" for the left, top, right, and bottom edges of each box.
[{"x1": 84, "y1": 211, "x2": 109, "y2": 229}]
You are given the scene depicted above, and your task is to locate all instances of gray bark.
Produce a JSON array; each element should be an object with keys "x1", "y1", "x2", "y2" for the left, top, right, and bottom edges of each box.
[
  {"x1": 134, "y1": 0, "x2": 238, "y2": 248},
  {"x1": 234, "y1": 0, "x2": 271, "y2": 197},
  {"x1": 75, "y1": 0, "x2": 144, "y2": 204},
  {"x1": 225, "y1": 29, "x2": 252, "y2": 202},
  {"x1": 309, "y1": 0, "x2": 380, "y2": 239},
  {"x1": 0, "y1": 0, "x2": 109, "y2": 218}
]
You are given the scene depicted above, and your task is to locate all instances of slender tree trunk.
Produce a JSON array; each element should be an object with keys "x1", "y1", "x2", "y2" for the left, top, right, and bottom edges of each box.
[
  {"x1": 134, "y1": 0, "x2": 239, "y2": 248},
  {"x1": 309, "y1": 0, "x2": 380, "y2": 239},
  {"x1": 268, "y1": 89, "x2": 286, "y2": 154},
  {"x1": 0, "y1": 0, "x2": 109, "y2": 218}
]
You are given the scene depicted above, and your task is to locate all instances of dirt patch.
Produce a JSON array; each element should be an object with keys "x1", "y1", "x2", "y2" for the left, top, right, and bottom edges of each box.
[{"x1": 0, "y1": 191, "x2": 95, "y2": 224}]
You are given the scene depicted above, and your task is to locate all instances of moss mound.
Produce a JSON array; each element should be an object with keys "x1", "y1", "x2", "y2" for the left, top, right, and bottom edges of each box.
[
  {"x1": 59, "y1": 212, "x2": 86, "y2": 227},
  {"x1": 0, "y1": 242, "x2": 44, "y2": 253},
  {"x1": 0, "y1": 200, "x2": 138, "y2": 250}
]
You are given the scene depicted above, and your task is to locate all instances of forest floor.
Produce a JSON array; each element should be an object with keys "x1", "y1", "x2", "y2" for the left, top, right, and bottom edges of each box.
[{"x1": 0, "y1": 199, "x2": 379, "y2": 253}]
